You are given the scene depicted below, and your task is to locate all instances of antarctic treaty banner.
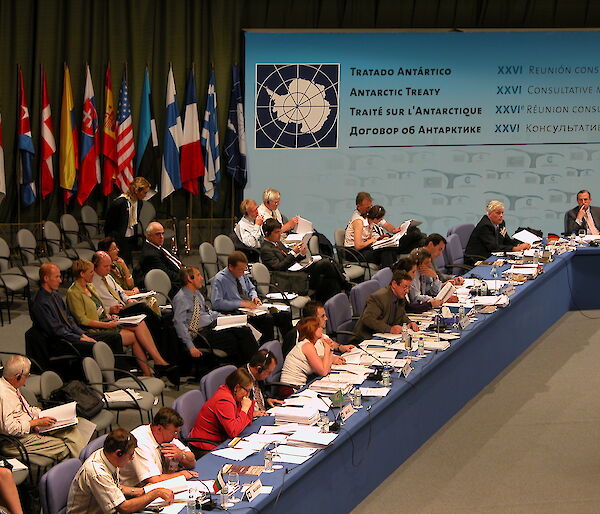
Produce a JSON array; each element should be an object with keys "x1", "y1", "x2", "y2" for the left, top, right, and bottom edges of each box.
[{"x1": 244, "y1": 31, "x2": 600, "y2": 238}]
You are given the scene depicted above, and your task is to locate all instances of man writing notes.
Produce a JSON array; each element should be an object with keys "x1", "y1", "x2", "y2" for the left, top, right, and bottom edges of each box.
[
  {"x1": 464, "y1": 200, "x2": 530, "y2": 265},
  {"x1": 211, "y1": 251, "x2": 292, "y2": 343},
  {"x1": 352, "y1": 270, "x2": 420, "y2": 342},
  {"x1": 565, "y1": 189, "x2": 600, "y2": 235},
  {"x1": 172, "y1": 266, "x2": 258, "y2": 366}
]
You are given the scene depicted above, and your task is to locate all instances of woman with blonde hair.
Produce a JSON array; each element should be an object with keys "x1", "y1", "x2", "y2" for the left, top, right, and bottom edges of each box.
[
  {"x1": 104, "y1": 176, "x2": 151, "y2": 265},
  {"x1": 66, "y1": 259, "x2": 172, "y2": 378}
]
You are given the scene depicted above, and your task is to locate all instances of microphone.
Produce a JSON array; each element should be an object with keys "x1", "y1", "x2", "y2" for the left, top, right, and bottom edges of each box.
[
  {"x1": 188, "y1": 478, "x2": 216, "y2": 511},
  {"x1": 316, "y1": 393, "x2": 340, "y2": 433},
  {"x1": 351, "y1": 344, "x2": 388, "y2": 381}
]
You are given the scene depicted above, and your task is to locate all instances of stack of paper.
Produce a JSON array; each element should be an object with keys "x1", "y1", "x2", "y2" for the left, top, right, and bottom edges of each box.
[
  {"x1": 423, "y1": 340, "x2": 450, "y2": 351},
  {"x1": 212, "y1": 447, "x2": 256, "y2": 461},
  {"x1": 38, "y1": 401, "x2": 78, "y2": 433},
  {"x1": 273, "y1": 445, "x2": 317, "y2": 464},
  {"x1": 266, "y1": 292, "x2": 298, "y2": 300},
  {"x1": 144, "y1": 475, "x2": 189, "y2": 495},
  {"x1": 214, "y1": 314, "x2": 248, "y2": 330},
  {"x1": 269, "y1": 406, "x2": 320, "y2": 425},
  {"x1": 258, "y1": 424, "x2": 302, "y2": 435},
  {"x1": 104, "y1": 389, "x2": 143, "y2": 402},
  {"x1": 127, "y1": 291, "x2": 156, "y2": 300},
  {"x1": 309, "y1": 378, "x2": 353, "y2": 395},
  {"x1": 287, "y1": 430, "x2": 338, "y2": 448},
  {"x1": 117, "y1": 314, "x2": 146, "y2": 326},
  {"x1": 359, "y1": 387, "x2": 390, "y2": 397},
  {"x1": 472, "y1": 295, "x2": 510, "y2": 307}
]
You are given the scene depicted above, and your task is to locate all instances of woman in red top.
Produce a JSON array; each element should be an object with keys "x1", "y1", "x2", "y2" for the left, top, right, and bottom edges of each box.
[{"x1": 189, "y1": 368, "x2": 255, "y2": 456}]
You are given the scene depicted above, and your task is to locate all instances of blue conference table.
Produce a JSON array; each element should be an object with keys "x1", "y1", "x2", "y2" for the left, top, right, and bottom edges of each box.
[{"x1": 183, "y1": 247, "x2": 600, "y2": 513}]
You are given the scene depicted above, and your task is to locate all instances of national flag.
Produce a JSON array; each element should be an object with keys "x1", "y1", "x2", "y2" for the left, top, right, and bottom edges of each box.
[
  {"x1": 180, "y1": 67, "x2": 204, "y2": 195},
  {"x1": 224, "y1": 65, "x2": 247, "y2": 187},
  {"x1": 102, "y1": 62, "x2": 118, "y2": 195},
  {"x1": 213, "y1": 467, "x2": 225, "y2": 493},
  {"x1": 160, "y1": 64, "x2": 182, "y2": 201},
  {"x1": 59, "y1": 63, "x2": 79, "y2": 203},
  {"x1": 116, "y1": 68, "x2": 135, "y2": 193},
  {"x1": 135, "y1": 67, "x2": 159, "y2": 188},
  {"x1": 40, "y1": 66, "x2": 56, "y2": 199},
  {"x1": 0, "y1": 114, "x2": 6, "y2": 204},
  {"x1": 201, "y1": 69, "x2": 220, "y2": 201},
  {"x1": 77, "y1": 64, "x2": 100, "y2": 205},
  {"x1": 17, "y1": 67, "x2": 36, "y2": 207}
]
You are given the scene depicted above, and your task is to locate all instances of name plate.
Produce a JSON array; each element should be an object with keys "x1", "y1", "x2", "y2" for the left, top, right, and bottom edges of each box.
[
  {"x1": 245, "y1": 479, "x2": 263, "y2": 503},
  {"x1": 402, "y1": 361, "x2": 412, "y2": 378},
  {"x1": 339, "y1": 403, "x2": 356, "y2": 423}
]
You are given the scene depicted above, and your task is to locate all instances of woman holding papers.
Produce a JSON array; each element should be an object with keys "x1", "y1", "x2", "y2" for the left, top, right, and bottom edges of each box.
[
  {"x1": 281, "y1": 317, "x2": 343, "y2": 393},
  {"x1": 189, "y1": 368, "x2": 255, "y2": 455},
  {"x1": 66, "y1": 259, "x2": 172, "y2": 377},
  {"x1": 344, "y1": 205, "x2": 399, "y2": 267}
]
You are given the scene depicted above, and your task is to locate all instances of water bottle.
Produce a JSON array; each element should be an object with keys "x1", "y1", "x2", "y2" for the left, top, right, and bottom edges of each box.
[
  {"x1": 417, "y1": 336, "x2": 425, "y2": 357},
  {"x1": 264, "y1": 450, "x2": 273, "y2": 472},
  {"x1": 490, "y1": 263, "x2": 498, "y2": 279},
  {"x1": 458, "y1": 303, "x2": 465, "y2": 322},
  {"x1": 187, "y1": 490, "x2": 202, "y2": 514},
  {"x1": 532, "y1": 249, "x2": 539, "y2": 265},
  {"x1": 352, "y1": 387, "x2": 362, "y2": 408},
  {"x1": 402, "y1": 324, "x2": 410, "y2": 351},
  {"x1": 381, "y1": 367, "x2": 392, "y2": 387}
]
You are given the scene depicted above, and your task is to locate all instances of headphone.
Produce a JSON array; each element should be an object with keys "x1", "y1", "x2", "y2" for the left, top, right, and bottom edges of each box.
[
  {"x1": 257, "y1": 351, "x2": 272, "y2": 372},
  {"x1": 115, "y1": 434, "x2": 132, "y2": 457}
]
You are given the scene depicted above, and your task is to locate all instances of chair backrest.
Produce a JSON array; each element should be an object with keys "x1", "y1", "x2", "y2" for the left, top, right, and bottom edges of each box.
[
  {"x1": 372, "y1": 267, "x2": 392, "y2": 287},
  {"x1": 0, "y1": 237, "x2": 10, "y2": 272},
  {"x1": 333, "y1": 229, "x2": 345, "y2": 247},
  {"x1": 44, "y1": 221, "x2": 63, "y2": 255},
  {"x1": 259, "y1": 340, "x2": 284, "y2": 384},
  {"x1": 308, "y1": 235, "x2": 319, "y2": 257},
  {"x1": 199, "y1": 242, "x2": 219, "y2": 282},
  {"x1": 172, "y1": 389, "x2": 206, "y2": 439},
  {"x1": 444, "y1": 233, "x2": 465, "y2": 275},
  {"x1": 60, "y1": 214, "x2": 81, "y2": 248},
  {"x1": 17, "y1": 228, "x2": 38, "y2": 264},
  {"x1": 433, "y1": 252, "x2": 446, "y2": 272},
  {"x1": 40, "y1": 370, "x2": 63, "y2": 400},
  {"x1": 563, "y1": 211, "x2": 570, "y2": 234},
  {"x1": 250, "y1": 262, "x2": 270, "y2": 296},
  {"x1": 92, "y1": 341, "x2": 116, "y2": 384},
  {"x1": 139, "y1": 200, "x2": 156, "y2": 232},
  {"x1": 39, "y1": 458, "x2": 81, "y2": 514},
  {"x1": 214, "y1": 235, "x2": 235, "y2": 269},
  {"x1": 324, "y1": 292, "x2": 355, "y2": 344},
  {"x1": 79, "y1": 434, "x2": 108, "y2": 462},
  {"x1": 199, "y1": 364, "x2": 237, "y2": 399},
  {"x1": 81, "y1": 205, "x2": 100, "y2": 238},
  {"x1": 82, "y1": 357, "x2": 105, "y2": 394},
  {"x1": 144, "y1": 269, "x2": 172, "y2": 305},
  {"x1": 447, "y1": 223, "x2": 475, "y2": 251},
  {"x1": 350, "y1": 279, "x2": 380, "y2": 315}
]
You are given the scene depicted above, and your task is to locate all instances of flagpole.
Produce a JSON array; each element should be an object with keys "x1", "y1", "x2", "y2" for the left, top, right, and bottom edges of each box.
[
  {"x1": 15, "y1": 65, "x2": 21, "y2": 226},
  {"x1": 39, "y1": 63, "x2": 43, "y2": 227}
]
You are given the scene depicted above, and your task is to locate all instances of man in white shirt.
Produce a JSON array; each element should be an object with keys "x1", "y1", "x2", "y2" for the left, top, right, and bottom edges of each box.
[
  {"x1": 0, "y1": 355, "x2": 95, "y2": 471},
  {"x1": 119, "y1": 407, "x2": 197, "y2": 487},
  {"x1": 565, "y1": 189, "x2": 600, "y2": 235},
  {"x1": 234, "y1": 199, "x2": 264, "y2": 249},
  {"x1": 68, "y1": 428, "x2": 174, "y2": 513}
]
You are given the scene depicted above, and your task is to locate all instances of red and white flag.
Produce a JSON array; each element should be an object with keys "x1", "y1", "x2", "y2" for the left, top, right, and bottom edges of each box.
[{"x1": 40, "y1": 67, "x2": 56, "y2": 199}]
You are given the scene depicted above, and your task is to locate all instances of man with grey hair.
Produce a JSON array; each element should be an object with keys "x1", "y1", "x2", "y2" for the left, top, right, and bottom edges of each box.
[
  {"x1": 0, "y1": 355, "x2": 95, "y2": 471},
  {"x1": 140, "y1": 222, "x2": 183, "y2": 297},
  {"x1": 465, "y1": 200, "x2": 530, "y2": 265}
]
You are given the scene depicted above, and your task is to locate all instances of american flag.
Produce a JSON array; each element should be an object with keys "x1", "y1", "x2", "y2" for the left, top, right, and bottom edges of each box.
[{"x1": 116, "y1": 70, "x2": 135, "y2": 193}]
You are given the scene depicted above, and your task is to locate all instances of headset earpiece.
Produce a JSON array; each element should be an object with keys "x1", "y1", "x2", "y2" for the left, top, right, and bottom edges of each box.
[{"x1": 116, "y1": 449, "x2": 124, "y2": 457}]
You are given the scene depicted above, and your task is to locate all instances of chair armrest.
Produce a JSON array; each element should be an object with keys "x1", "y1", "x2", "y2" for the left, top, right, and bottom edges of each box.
[{"x1": 99, "y1": 367, "x2": 148, "y2": 391}]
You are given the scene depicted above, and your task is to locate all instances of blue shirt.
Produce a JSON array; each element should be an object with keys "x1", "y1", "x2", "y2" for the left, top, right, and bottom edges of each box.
[
  {"x1": 211, "y1": 268, "x2": 258, "y2": 312},
  {"x1": 30, "y1": 288, "x2": 85, "y2": 342},
  {"x1": 172, "y1": 287, "x2": 220, "y2": 350}
]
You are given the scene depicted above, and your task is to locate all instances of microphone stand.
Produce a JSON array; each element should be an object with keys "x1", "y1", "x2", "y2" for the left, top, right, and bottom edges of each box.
[{"x1": 316, "y1": 393, "x2": 340, "y2": 432}]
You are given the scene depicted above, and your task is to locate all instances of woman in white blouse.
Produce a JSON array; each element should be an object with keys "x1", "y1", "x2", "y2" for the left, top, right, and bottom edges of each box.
[{"x1": 281, "y1": 317, "x2": 345, "y2": 390}]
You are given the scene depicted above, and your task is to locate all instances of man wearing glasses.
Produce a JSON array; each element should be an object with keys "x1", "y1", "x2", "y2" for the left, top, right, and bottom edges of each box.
[{"x1": 118, "y1": 407, "x2": 197, "y2": 487}]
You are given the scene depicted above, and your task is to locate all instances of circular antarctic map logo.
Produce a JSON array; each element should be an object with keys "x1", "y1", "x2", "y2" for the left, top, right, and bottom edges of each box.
[{"x1": 255, "y1": 64, "x2": 339, "y2": 149}]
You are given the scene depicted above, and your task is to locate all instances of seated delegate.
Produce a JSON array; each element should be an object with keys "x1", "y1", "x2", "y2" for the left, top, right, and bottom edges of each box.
[
  {"x1": 188, "y1": 368, "x2": 255, "y2": 455},
  {"x1": 464, "y1": 200, "x2": 530, "y2": 265},
  {"x1": 281, "y1": 317, "x2": 343, "y2": 393}
]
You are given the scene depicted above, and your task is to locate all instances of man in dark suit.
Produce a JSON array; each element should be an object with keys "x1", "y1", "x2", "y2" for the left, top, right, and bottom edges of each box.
[
  {"x1": 260, "y1": 218, "x2": 346, "y2": 303},
  {"x1": 352, "y1": 270, "x2": 419, "y2": 343},
  {"x1": 140, "y1": 222, "x2": 183, "y2": 298},
  {"x1": 564, "y1": 189, "x2": 600, "y2": 235},
  {"x1": 464, "y1": 200, "x2": 530, "y2": 265}
]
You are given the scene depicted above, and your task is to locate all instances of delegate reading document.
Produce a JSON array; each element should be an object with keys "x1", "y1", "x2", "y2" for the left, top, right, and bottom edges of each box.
[{"x1": 38, "y1": 401, "x2": 78, "y2": 433}]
